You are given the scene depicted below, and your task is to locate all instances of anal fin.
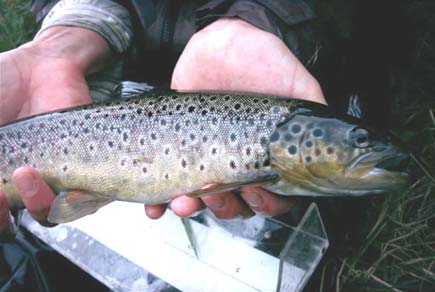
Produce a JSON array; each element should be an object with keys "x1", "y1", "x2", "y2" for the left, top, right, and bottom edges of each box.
[
  {"x1": 48, "y1": 191, "x2": 113, "y2": 224},
  {"x1": 186, "y1": 174, "x2": 280, "y2": 198}
]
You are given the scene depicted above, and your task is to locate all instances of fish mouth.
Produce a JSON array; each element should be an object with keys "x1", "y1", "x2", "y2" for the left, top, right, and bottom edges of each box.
[
  {"x1": 347, "y1": 149, "x2": 409, "y2": 174},
  {"x1": 341, "y1": 148, "x2": 409, "y2": 194}
]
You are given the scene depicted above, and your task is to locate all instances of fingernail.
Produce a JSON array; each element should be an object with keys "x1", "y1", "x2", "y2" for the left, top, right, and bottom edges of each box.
[
  {"x1": 205, "y1": 197, "x2": 225, "y2": 209},
  {"x1": 245, "y1": 193, "x2": 263, "y2": 209},
  {"x1": 15, "y1": 172, "x2": 38, "y2": 198}
]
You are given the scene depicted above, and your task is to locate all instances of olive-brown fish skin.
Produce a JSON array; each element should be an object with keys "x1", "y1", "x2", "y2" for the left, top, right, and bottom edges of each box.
[
  {"x1": 0, "y1": 92, "x2": 296, "y2": 209},
  {"x1": 0, "y1": 92, "x2": 408, "y2": 223}
]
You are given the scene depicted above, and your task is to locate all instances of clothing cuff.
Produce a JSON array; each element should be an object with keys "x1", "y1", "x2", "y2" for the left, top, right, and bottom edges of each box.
[{"x1": 35, "y1": 0, "x2": 133, "y2": 53}]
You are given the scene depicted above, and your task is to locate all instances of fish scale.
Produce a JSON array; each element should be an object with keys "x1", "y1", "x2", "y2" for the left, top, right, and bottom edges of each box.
[
  {"x1": 0, "y1": 92, "x2": 296, "y2": 208},
  {"x1": 0, "y1": 92, "x2": 408, "y2": 224}
]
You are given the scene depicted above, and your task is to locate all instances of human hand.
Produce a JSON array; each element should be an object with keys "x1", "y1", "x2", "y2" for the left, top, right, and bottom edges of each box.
[
  {"x1": 0, "y1": 26, "x2": 111, "y2": 233},
  {"x1": 145, "y1": 18, "x2": 326, "y2": 220}
]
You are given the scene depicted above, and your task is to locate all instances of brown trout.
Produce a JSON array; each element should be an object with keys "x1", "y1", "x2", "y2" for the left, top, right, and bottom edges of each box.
[{"x1": 0, "y1": 92, "x2": 408, "y2": 223}]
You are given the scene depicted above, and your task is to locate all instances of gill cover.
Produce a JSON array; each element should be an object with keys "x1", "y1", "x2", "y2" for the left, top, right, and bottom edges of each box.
[{"x1": 265, "y1": 109, "x2": 408, "y2": 196}]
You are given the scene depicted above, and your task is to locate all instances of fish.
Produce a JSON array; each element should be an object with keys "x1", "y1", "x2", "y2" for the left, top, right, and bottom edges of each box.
[{"x1": 0, "y1": 92, "x2": 408, "y2": 224}]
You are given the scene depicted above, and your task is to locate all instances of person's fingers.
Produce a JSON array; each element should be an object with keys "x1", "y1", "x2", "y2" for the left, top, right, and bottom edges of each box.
[
  {"x1": 0, "y1": 192, "x2": 12, "y2": 233},
  {"x1": 202, "y1": 192, "x2": 254, "y2": 219},
  {"x1": 170, "y1": 196, "x2": 204, "y2": 217},
  {"x1": 240, "y1": 186, "x2": 293, "y2": 217},
  {"x1": 12, "y1": 167, "x2": 55, "y2": 222},
  {"x1": 145, "y1": 204, "x2": 168, "y2": 219}
]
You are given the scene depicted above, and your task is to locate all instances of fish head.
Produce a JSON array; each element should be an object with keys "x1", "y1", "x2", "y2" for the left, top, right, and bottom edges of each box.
[{"x1": 267, "y1": 112, "x2": 409, "y2": 196}]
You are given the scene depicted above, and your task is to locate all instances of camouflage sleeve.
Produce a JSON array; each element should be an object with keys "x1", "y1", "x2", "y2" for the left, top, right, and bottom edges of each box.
[
  {"x1": 34, "y1": 0, "x2": 133, "y2": 102},
  {"x1": 35, "y1": 0, "x2": 133, "y2": 53}
]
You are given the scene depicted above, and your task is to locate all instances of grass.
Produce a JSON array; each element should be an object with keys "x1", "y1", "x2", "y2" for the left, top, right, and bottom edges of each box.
[
  {"x1": 0, "y1": 0, "x2": 37, "y2": 51},
  {"x1": 1, "y1": 0, "x2": 434, "y2": 291}
]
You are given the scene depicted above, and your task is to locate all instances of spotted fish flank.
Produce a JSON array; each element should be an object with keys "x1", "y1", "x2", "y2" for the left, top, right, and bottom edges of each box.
[{"x1": 0, "y1": 92, "x2": 408, "y2": 224}]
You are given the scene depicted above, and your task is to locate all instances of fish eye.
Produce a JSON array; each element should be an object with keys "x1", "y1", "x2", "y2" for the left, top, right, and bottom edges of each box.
[{"x1": 351, "y1": 128, "x2": 370, "y2": 148}]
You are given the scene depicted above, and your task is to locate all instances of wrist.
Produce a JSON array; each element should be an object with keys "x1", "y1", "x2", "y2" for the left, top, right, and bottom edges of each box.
[{"x1": 28, "y1": 26, "x2": 112, "y2": 75}]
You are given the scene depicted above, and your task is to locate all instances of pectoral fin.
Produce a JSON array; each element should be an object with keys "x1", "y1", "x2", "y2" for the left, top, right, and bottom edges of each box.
[
  {"x1": 186, "y1": 174, "x2": 280, "y2": 198},
  {"x1": 48, "y1": 191, "x2": 113, "y2": 224}
]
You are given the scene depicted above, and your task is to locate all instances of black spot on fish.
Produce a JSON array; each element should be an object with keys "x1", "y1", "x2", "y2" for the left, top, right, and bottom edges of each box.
[
  {"x1": 288, "y1": 145, "x2": 298, "y2": 155},
  {"x1": 291, "y1": 124, "x2": 301, "y2": 134},
  {"x1": 151, "y1": 133, "x2": 157, "y2": 140},
  {"x1": 212, "y1": 148, "x2": 217, "y2": 155},
  {"x1": 142, "y1": 167, "x2": 147, "y2": 174},
  {"x1": 185, "y1": 120, "x2": 190, "y2": 127},
  {"x1": 181, "y1": 140, "x2": 186, "y2": 146},
  {"x1": 147, "y1": 112, "x2": 153, "y2": 118},
  {"x1": 2, "y1": 178, "x2": 8, "y2": 184},
  {"x1": 23, "y1": 157, "x2": 29, "y2": 164},
  {"x1": 212, "y1": 117, "x2": 218, "y2": 125},
  {"x1": 270, "y1": 132, "x2": 280, "y2": 142},
  {"x1": 120, "y1": 114, "x2": 127, "y2": 120},
  {"x1": 263, "y1": 99, "x2": 269, "y2": 104},
  {"x1": 305, "y1": 156, "x2": 312, "y2": 163},
  {"x1": 60, "y1": 119, "x2": 66, "y2": 125},
  {"x1": 123, "y1": 133, "x2": 129, "y2": 142},
  {"x1": 230, "y1": 161, "x2": 236, "y2": 169},
  {"x1": 40, "y1": 153, "x2": 44, "y2": 158},
  {"x1": 327, "y1": 147, "x2": 334, "y2": 154},
  {"x1": 95, "y1": 123, "x2": 102, "y2": 129},
  {"x1": 230, "y1": 133, "x2": 236, "y2": 142},
  {"x1": 108, "y1": 141, "x2": 114, "y2": 147},
  {"x1": 139, "y1": 139, "x2": 145, "y2": 146},
  {"x1": 63, "y1": 148, "x2": 69, "y2": 155},
  {"x1": 315, "y1": 148, "x2": 321, "y2": 156},
  {"x1": 245, "y1": 163, "x2": 250, "y2": 170},
  {"x1": 254, "y1": 162, "x2": 260, "y2": 169},
  {"x1": 175, "y1": 104, "x2": 182, "y2": 111},
  {"x1": 175, "y1": 123, "x2": 181, "y2": 132},
  {"x1": 253, "y1": 98, "x2": 259, "y2": 103},
  {"x1": 21, "y1": 143, "x2": 27, "y2": 149},
  {"x1": 62, "y1": 165, "x2": 68, "y2": 172},
  {"x1": 89, "y1": 145, "x2": 94, "y2": 151},
  {"x1": 224, "y1": 95, "x2": 231, "y2": 101},
  {"x1": 165, "y1": 148, "x2": 170, "y2": 155},
  {"x1": 181, "y1": 159, "x2": 187, "y2": 168},
  {"x1": 246, "y1": 147, "x2": 252, "y2": 156},
  {"x1": 200, "y1": 165, "x2": 205, "y2": 171},
  {"x1": 202, "y1": 136, "x2": 208, "y2": 143},
  {"x1": 188, "y1": 106, "x2": 195, "y2": 113},
  {"x1": 136, "y1": 109, "x2": 143, "y2": 115},
  {"x1": 165, "y1": 174, "x2": 169, "y2": 180},
  {"x1": 260, "y1": 137, "x2": 268, "y2": 146},
  {"x1": 190, "y1": 134, "x2": 196, "y2": 141},
  {"x1": 234, "y1": 104, "x2": 241, "y2": 110},
  {"x1": 210, "y1": 106, "x2": 215, "y2": 112},
  {"x1": 263, "y1": 157, "x2": 270, "y2": 167},
  {"x1": 84, "y1": 113, "x2": 91, "y2": 120},
  {"x1": 161, "y1": 119, "x2": 167, "y2": 126},
  {"x1": 305, "y1": 141, "x2": 313, "y2": 148},
  {"x1": 84, "y1": 128, "x2": 90, "y2": 134},
  {"x1": 162, "y1": 105, "x2": 167, "y2": 111},
  {"x1": 172, "y1": 95, "x2": 178, "y2": 99},
  {"x1": 313, "y1": 129, "x2": 323, "y2": 137},
  {"x1": 266, "y1": 119, "x2": 273, "y2": 127},
  {"x1": 210, "y1": 96, "x2": 217, "y2": 101},
  {"x1": 201, "y1": 110, "x2": 208, "y2": 116}
]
